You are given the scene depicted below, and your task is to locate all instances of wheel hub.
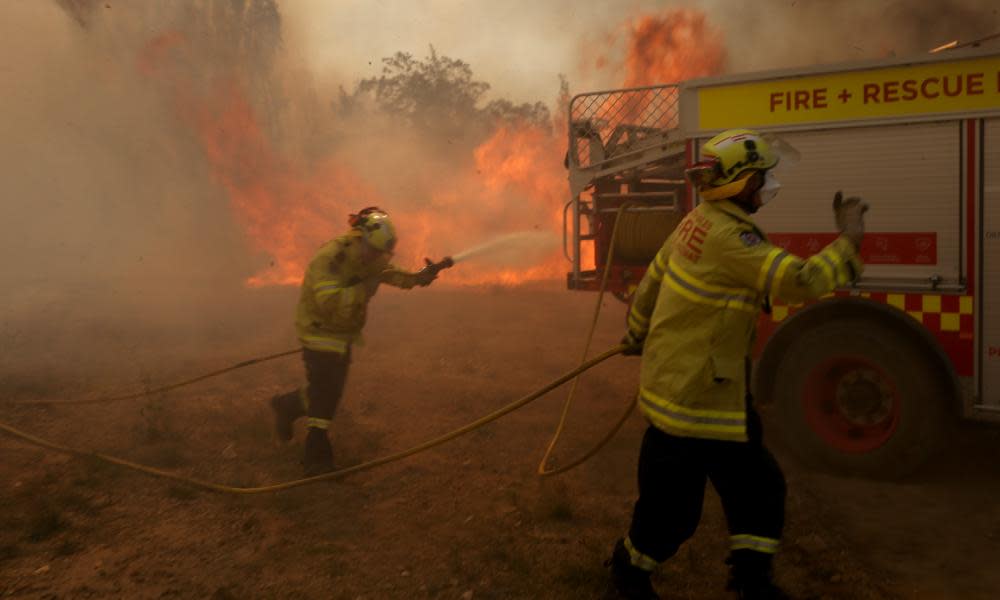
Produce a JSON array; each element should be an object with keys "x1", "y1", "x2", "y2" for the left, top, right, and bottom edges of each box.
[
  {"x1": 800, "y1": 355, "x2": 902, "y2": 454},
  {"x1": 835, "y1": 369, "x2": 893, "y2": 426}
]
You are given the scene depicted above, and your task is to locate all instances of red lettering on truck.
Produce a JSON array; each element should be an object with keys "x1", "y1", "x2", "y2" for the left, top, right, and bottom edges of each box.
[
  {"x1": 883, "y1": 80, "x2": 900, "y2": 102},
  {"x1": 968, "y1": 72, "x2": 984, "y2": 95},
  {"x1": 794, "y1": 90, "x2": 809, "y2": 109},
  {"x1": 863, "y1": 83, "x2": 880, "y2": 103},
  {"x1": 770, "y1": 89, "x2": 828, "y2": 111},
  {"x1": 769, "y1": 91, "x2": 783, "y2": 112},
  {"x1": 813, "y1": 88, "x2": 828, "y2": 108},
  {"x1": 943, "y1": 75, "x2": 962, "y2": 97},
  {"x1": 921, "y1": 77, "x2": 940, "y2": 98}
]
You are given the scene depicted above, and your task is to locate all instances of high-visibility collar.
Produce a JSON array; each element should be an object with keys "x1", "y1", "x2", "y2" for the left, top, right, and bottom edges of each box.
[{"x1": 707, "y1": 199, "x2": 756, "y2": 226}]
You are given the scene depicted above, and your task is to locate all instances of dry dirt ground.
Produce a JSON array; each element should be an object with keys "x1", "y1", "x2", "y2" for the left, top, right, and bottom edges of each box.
[{"x1": 2, "y1": 284, "x2": 999, "y2": 599}]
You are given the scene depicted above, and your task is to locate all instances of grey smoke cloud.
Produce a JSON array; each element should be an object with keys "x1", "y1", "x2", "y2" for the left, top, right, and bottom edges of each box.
[
  {"x1": 1, "y1": 2, "x2": 273, "y2": 387},
  {"x1": 283, "y1": 0, "x2": 998, "y2": 99}
]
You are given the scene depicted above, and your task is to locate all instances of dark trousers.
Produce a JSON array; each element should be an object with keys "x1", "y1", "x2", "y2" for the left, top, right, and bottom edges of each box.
[
  {"x1": 302, "y1": 347, "x2": 351, "y2": 428},
  {"x1": 627, "y1": 419, "x2": 786, "y2": 564}
]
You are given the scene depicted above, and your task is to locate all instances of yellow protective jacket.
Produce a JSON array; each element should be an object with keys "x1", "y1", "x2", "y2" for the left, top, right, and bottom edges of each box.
[
  {"x1": 295, "y1": 230, "x2": 423, "y2": 354},
  {"x1": 626, "y1": 199, "x2": 863, "y2": 442}
]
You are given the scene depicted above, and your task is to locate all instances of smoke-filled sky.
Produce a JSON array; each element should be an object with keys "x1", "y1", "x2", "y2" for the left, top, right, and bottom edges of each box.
[{"x1": 284, "y1": 0, "x2": 1000, "y2": 103}]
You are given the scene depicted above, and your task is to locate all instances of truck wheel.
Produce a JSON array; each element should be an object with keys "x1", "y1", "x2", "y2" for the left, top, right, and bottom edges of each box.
[{"x1": 769, "y1": 317, "x2": 951, "y2": 478}]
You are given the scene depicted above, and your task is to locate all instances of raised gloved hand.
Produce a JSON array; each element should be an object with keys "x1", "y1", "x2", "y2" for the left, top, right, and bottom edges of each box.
[
  {"x1": 833, "y1": 191, "x2": 869, "y2": 248},
  {"x1": 620, "y1": 332, "x2": 644, "y2": 356}
]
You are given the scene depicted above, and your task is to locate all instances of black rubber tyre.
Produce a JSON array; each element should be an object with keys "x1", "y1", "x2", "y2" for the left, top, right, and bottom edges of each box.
[{"x1": 769, "y1": 317, "x2": 952, "y2": 478}]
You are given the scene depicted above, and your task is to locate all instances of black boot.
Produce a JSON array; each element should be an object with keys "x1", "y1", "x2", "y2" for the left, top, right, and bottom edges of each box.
[
  {"x1": 303, "y1": 427, "x2": 334, "y2": 476},
  {"x1": 270, "y1": 391, "x2": 304, "y2": 442},
  {"x1": 726, "y1": 551, "x2": 790, "y2": 600},
  {"x1": 604, "y1": 538, "x2": 660, "y2": 600}
]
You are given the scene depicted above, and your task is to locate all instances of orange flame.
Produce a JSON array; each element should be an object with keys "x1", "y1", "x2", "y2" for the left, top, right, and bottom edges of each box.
[
  {"x1": 622, "y1": 9, "x2": 726, "y2": 86},
  {"x1": 137, "y1": 7, "x2": 725, "y2": 289},
  {"x1": 461, "y1": 123, "x2": 566, "y2": 284},
  {"x1": 189, "y1": 81, "x2": 382, "y2": 287},
  {"x1": 388, "y1": 122, "x2": 567, "y2": 287},
  {"x1": 138, "y1": 32, "x2": 382, "y2": 287}
]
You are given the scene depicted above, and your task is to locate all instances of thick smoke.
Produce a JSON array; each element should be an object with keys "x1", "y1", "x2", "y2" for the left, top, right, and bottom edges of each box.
[
  {"x1": 280, "y1": 1, "x2": 998, "y2": 98},
  {"x1": 0, "y1": 2, "x2": 292, "y2": 388},
  {"x1": 708, "y1": 0, "x2": 999, "y2": 74}
]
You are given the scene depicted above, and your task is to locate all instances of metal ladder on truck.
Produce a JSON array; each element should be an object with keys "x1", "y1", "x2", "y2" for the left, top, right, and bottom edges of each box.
[{"x1": 564, "y1": 83, "x2": 689, "y2": 299}]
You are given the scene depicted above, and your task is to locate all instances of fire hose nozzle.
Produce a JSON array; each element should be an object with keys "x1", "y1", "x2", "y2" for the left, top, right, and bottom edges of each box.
[
  {"x1": 415, "y1": 257, "x2": 454, "y2": 285},
  {"x1": 423, "y1": 256, "x2": 454, "y2": 275}
]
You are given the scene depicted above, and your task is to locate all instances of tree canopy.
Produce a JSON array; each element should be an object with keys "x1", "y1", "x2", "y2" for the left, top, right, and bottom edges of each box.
[{"x1": 339, "y1": 47, "x2": 552, "y2": 150}]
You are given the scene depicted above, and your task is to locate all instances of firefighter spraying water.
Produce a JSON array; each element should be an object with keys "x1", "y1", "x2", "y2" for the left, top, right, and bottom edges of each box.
[
  {"x1": 270, "y1": 207, "x2": 450, "y2": 474},
  {"x1": 269, "y1": 209, "x2": 560, "y2": 474}
]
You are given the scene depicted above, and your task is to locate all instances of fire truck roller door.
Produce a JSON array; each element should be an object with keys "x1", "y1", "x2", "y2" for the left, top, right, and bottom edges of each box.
[
  {"x1": 982, "y1": 118, "x2": 1000, "y2": 410},
  {"x1": 752, "y1": 121, "x2": 962, "y2": 287}
]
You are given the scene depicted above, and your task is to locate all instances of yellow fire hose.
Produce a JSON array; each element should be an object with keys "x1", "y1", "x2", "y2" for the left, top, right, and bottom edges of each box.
[
  {"x1": 0, "y1": 346, "x2": 623, "y2": 494},
  {"x1": 1, "y1": 349, "x2": 304, "y2": 407},
  {"x1": 537, "y1": 203, "x2": 637, "y2": 476}
]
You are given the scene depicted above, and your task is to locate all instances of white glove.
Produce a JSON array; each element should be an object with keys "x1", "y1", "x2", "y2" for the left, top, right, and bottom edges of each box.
[{"x1": 833, "y1": 191, "x2": 869, "y2": 248}]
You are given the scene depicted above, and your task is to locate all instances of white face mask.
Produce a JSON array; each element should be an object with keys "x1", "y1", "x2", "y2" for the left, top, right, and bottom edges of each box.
[{"x1": 758, "y1": 170, "x2": 781, "y2": 206}]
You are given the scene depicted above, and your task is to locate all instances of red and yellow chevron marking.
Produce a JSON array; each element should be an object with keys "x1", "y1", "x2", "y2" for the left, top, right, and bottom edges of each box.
[
  {"x1": 765, "y1": 292, "x2": 975, "y2": 376},
  {"x1": 883, "y1": 292, "x2": 974, "y2": 334},
  {"x1": 771, "y1": 292, "x2": 974, "y2": 333}
]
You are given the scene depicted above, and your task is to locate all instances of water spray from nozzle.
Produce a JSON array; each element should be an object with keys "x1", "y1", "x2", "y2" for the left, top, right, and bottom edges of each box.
[
  {"x1": 450, "y1": 231, "x2": 560, "y2": 264},
  {"x1": 423, "y1": 231, "x2": 559, "y2": 281}
]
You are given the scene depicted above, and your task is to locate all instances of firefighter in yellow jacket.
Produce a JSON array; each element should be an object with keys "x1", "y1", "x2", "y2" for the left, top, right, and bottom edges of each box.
[
  {"x1": 270, "y1": 207, "x2": 446, "y2": 475},
  {"x1": 605, "y1": 129, "x2": 868, "y2": 600}
]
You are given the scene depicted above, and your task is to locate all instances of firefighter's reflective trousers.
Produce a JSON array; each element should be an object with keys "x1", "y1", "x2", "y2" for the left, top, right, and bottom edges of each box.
[
  {"x1": 624, "y1": 410, "x2": 786, "y2": 571},
  {"x1": 302, "y1": 347, "x2": 352, "y2": 430}
]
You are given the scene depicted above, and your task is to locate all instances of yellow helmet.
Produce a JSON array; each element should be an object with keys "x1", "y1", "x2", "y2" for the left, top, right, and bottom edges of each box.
[
  {"x1": 349, "y1": 207, "x2": 397, "y2": 252},
  {"x1": 686, "y1": 129, "x2": 779, "y2": 201}
]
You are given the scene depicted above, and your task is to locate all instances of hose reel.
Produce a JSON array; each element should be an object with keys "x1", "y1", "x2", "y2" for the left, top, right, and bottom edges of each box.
[{"x1": 599, "y1": 206, "x2": 683, "y2": 266}]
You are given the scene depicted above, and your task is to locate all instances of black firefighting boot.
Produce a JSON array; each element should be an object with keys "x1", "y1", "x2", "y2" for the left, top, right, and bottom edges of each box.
[
  {"x1": 270, "y1": 391, "x2": 304, "y2": 442},
  {"x1": 603, "y1": 538, "x2": 660, "y2": 600},
  {"x1": 303, "y1": 427, "x2": 334, "y2": 476},
  {"x1": 726, "y1": 551, "x2": 790, "y2": 600}
]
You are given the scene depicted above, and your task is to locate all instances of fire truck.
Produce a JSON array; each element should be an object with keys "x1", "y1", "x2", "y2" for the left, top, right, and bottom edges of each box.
[{"x1": 564, "y1": 46, "x2": 1000, "y2": 477}]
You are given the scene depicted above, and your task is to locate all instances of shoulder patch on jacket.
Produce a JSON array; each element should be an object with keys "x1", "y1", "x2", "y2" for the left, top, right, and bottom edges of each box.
[{"x1": 739, "y1": 231, "x2": 762, "y2": 247}]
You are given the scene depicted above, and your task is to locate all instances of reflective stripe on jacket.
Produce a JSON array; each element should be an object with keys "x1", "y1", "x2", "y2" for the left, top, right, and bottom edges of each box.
[
  {"x1": 627, "y1": 200, "x2": 863, "y2": 441},
  {"x1": 295, "y1": 231, "x2": 422, "y2": 353}
]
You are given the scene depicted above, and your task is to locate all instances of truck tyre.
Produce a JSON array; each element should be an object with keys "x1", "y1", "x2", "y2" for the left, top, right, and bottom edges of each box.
[{"x1": 769, "y1": 316, "x2": 951, "y2": 478}]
